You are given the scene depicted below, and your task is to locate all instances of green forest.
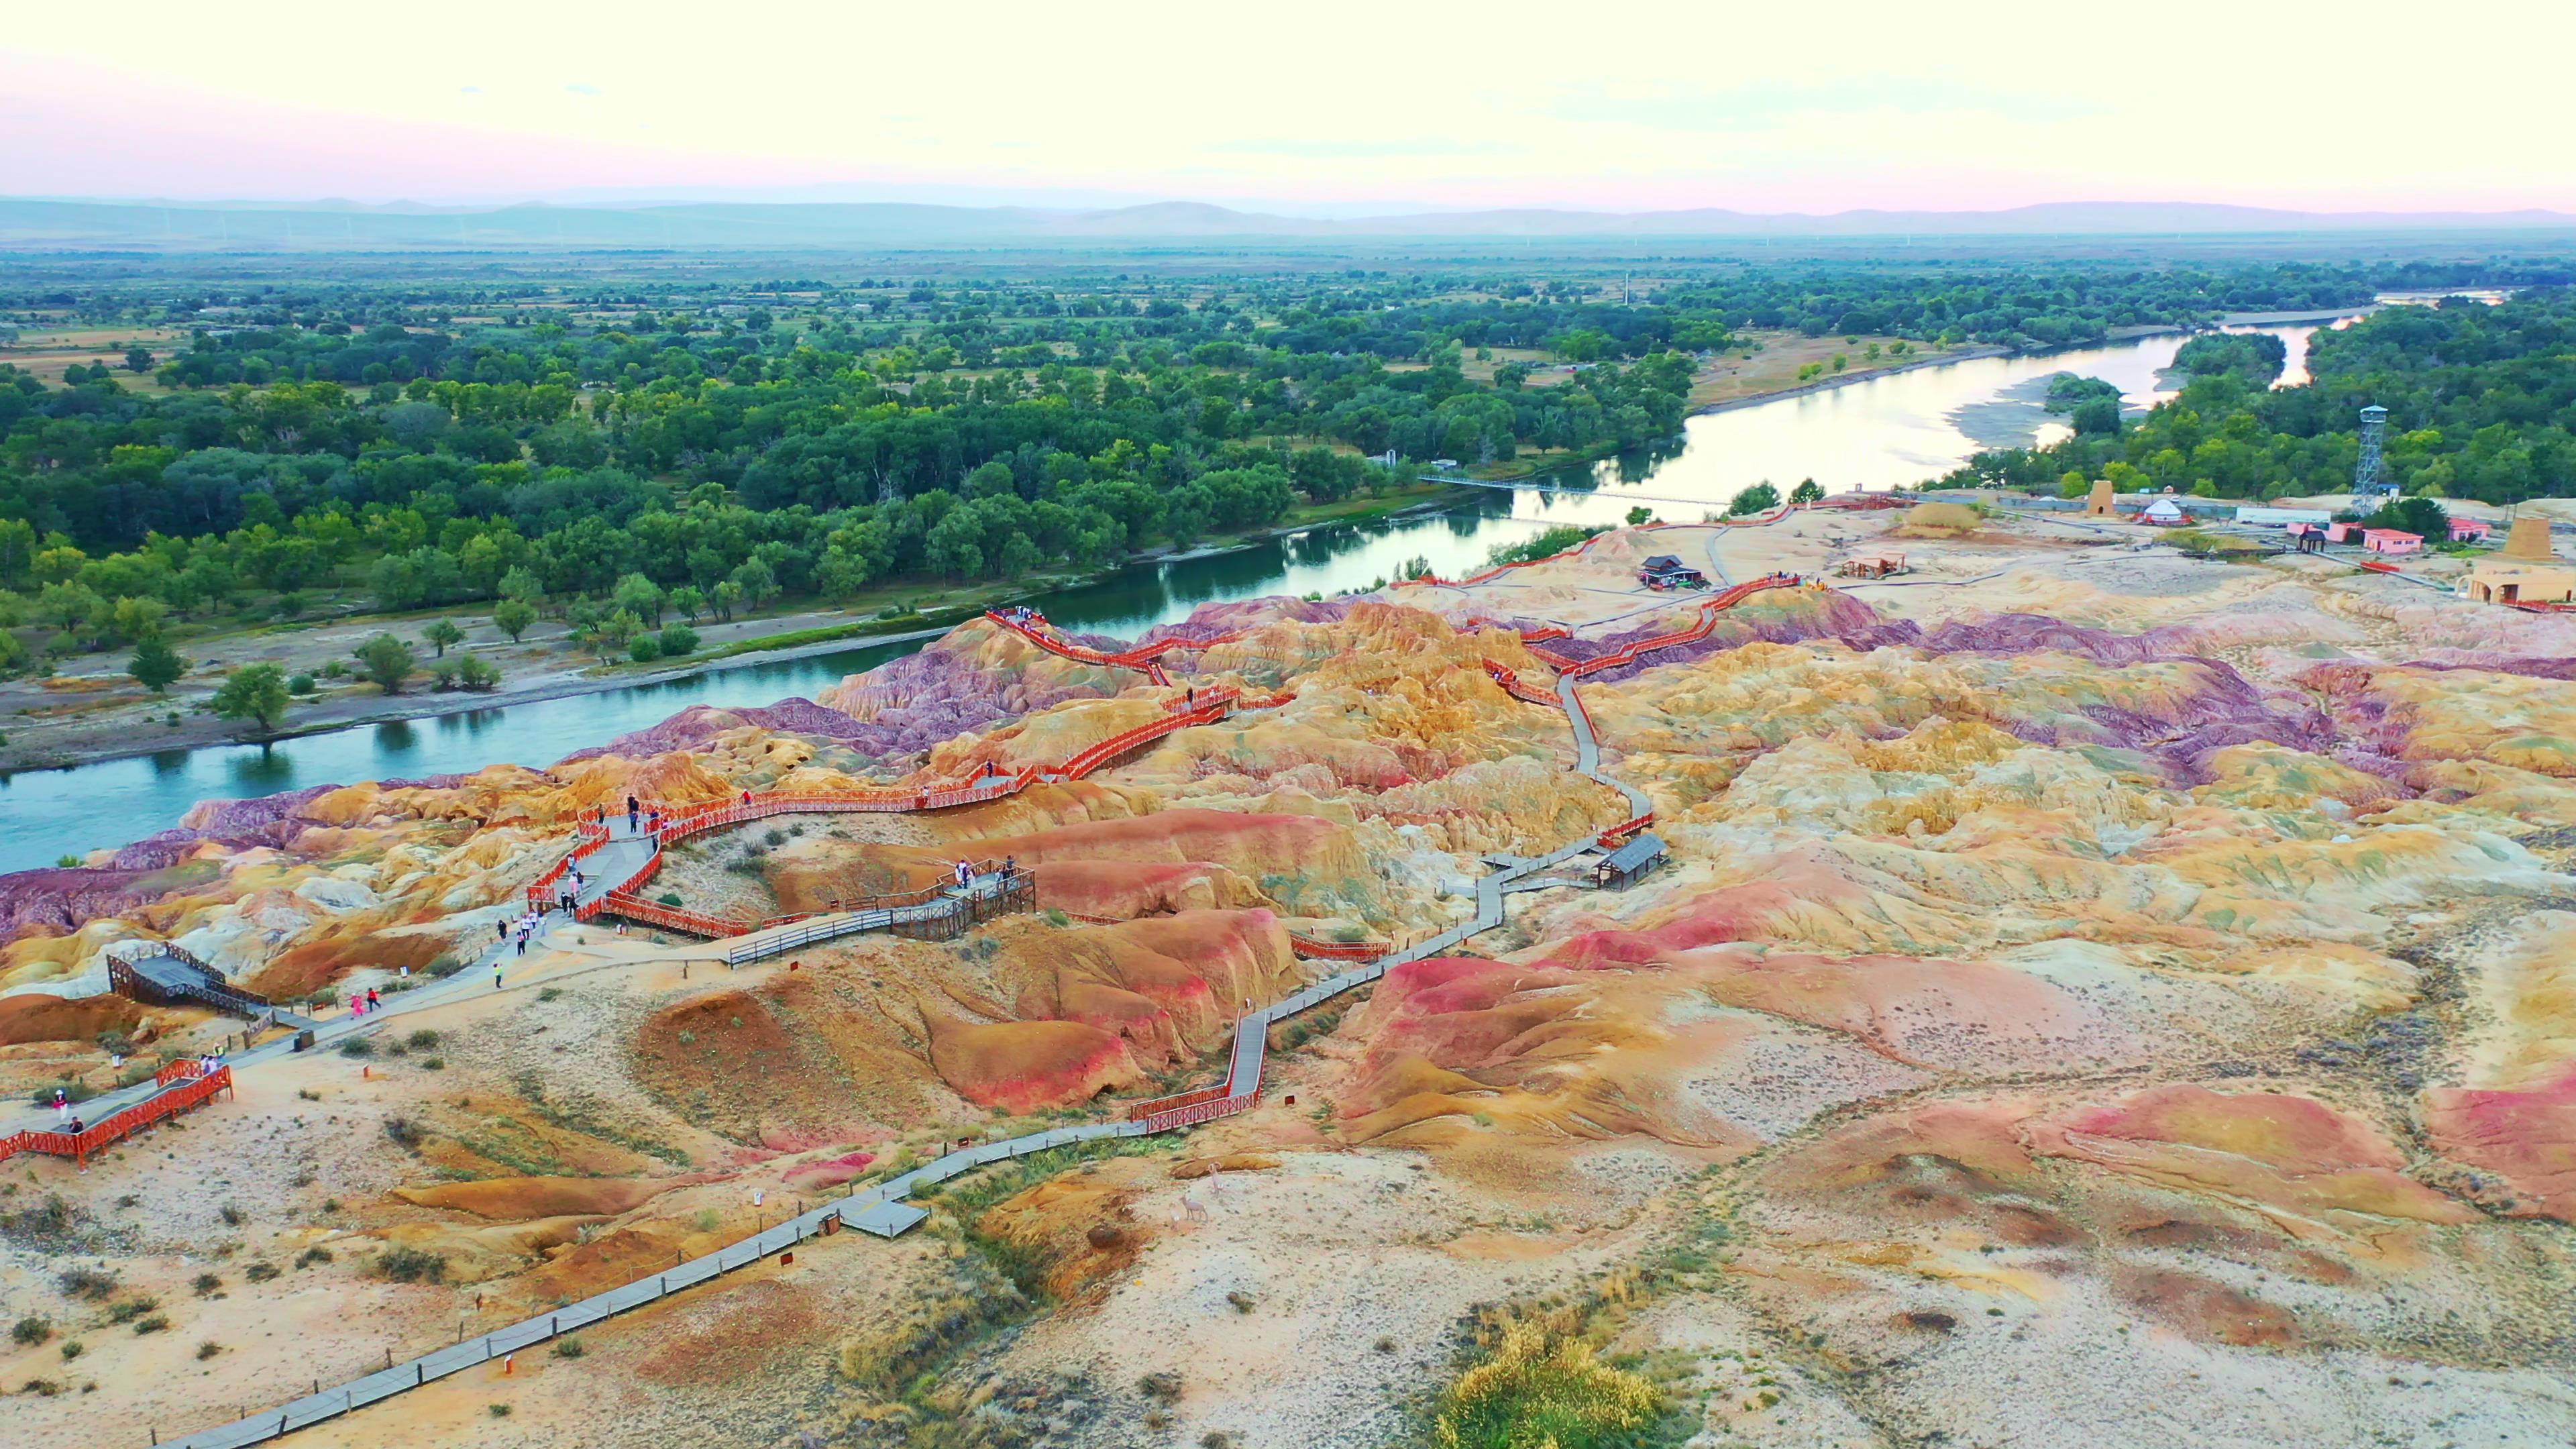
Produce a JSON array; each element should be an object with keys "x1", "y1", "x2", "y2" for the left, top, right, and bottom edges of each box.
[
  {"x1": 0, "y1": 258, "x2": 2563, "y2": 674},
  {"x1": 1949, "y1": 288, "x2": 2576, "y2": 502}
]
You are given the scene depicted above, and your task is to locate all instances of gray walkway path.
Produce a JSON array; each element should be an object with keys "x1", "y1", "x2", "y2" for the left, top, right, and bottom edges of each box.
[
  {"x1": 3, "y1": 820, "x2": 658, "y2": 1142},
  {"x1": 158, "y1": 673, "x2": 1659, "y2": 1448}
]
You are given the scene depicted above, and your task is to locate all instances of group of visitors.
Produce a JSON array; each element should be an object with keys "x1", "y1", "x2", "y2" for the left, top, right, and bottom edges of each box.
[
  {"x1": 345, "y1": 987, "x2": 384, "y2": 1018},
  {"x1": 998, "y1": 604, "x2": 1046, "y2": 628}
]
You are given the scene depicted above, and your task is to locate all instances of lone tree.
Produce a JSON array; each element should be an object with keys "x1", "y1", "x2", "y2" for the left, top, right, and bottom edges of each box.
[
  {"x1": 127, "y1": 637, "x2": 187, "y2": 694},
  {"x1": 354, "y1": 634, "x2": 418, "y2": 694},
  {"x1": 1729, "y1": 481, "x2": 1782, "y2": 517},
  {"x1": 423, "y1": 619, "x2": 465, "y2": 657},
  {"x1": 492, "y1": 598, "x2": 536, "y2": 643},
  {"x1": 1789, "y1": 479, "x2": 1825, "y2": 506},
  {"x1": 210, "y1": 663, "x2": 291, "y2": 738}
]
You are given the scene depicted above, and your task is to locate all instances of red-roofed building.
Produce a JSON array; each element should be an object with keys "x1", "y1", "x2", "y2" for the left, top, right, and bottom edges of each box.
[
  {"x1": 2449, "y1": 518, "x2": 2493, "y2": 543},
  {"x1": 2363, "y1": 529, "x2": 2423, "y2": 555}
]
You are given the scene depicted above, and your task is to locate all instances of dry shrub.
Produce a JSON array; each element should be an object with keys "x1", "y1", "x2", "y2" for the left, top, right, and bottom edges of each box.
[{"x1": 1430, "y1": 1299, "x2": 1661, "y2": 1449}]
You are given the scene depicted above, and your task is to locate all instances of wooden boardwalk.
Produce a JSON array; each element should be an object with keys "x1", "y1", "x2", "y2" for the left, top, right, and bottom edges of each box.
[{"x1": 156, "y1": 573, "x2": 1792, "y2": 1448}]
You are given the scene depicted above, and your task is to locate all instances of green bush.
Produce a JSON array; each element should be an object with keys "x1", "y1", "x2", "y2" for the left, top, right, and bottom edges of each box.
[
  {"x1": 374, "y1": 1246, "x2": 448, "y2": 1285},
  {"x1": 627, "y1": 635, "x2": 661, "y2": 663},
  {"x1": 11, "y1": 1317, "x2": 50, "y2": 1346},
  {"x1": 657, "y1": 624, "x2": 699, "y2": 657}
]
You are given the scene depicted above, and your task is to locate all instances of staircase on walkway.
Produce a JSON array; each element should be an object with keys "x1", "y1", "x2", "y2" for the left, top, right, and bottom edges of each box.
[
  {"x1": 105, "y1": 941, "x2": 315, "y2": 1031},
  {"x1": 155, "y1": 568, "x2": 1807, "y2": 1449}
]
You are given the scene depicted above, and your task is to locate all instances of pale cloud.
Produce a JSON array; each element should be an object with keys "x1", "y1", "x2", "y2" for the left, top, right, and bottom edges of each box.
[{"x1": 0, "y1": 0, "x2": 2567, "y2": 212}]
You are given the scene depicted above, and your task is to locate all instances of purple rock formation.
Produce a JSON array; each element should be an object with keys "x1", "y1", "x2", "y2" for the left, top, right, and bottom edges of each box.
[
  {"x1": 557, "y1": 699, "x2": 898, "y2": 765},
  {"x1": 2400, "y1": 654, "x2": 2576, "y2": 682},
  {"x1": 1136, "y1": 596, "x2": 1352, "y2": 644},
  {"x1": 0, "y1": 865, "x2": 183, "y2": 937},
  {"x1": 1569, "y1": 596, "x2": 2398, "y2": 792}
]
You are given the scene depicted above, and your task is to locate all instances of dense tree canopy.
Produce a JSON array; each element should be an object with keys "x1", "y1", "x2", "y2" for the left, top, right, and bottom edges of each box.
[
  {"x1": 1, "y1": 260, "x2": 2565, "y2": 672},
  {"x1": 1939, "y1": 290, "x2": 2576, "y2": 504}
]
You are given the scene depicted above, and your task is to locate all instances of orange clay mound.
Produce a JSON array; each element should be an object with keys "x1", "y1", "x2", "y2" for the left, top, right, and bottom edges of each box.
[
  {"x1": 633, "y1": 1279, "x2": 833, "y2": 1388},
  {"x1": 390, "y1": 1175, "x2": 696, "y2": 1220},
  {"x1": 2424, "y1": 1065, "x2": 2576, "y2": 1219},
  {"x1": 2027, "y1": 1084, "x2": 2476, "y2": 1234},
  {"x1": 633, "y1": 985, "x2": 884, "y2": 1144},
  {"x1": 1331, "y1": 955, "x2": 1782, "y2": 1155},
  {"x1": 924, "y1": 1014, "x2": 1144, "y2": 1114},
  {"x1": 0, "y1": 989, "x2": 141, "y2": 1046},
  {"x1": 1000, "y1": 909, "x2": 1301, "y2": 1056},
  {"x1": 765, "y1": 841, "x2": 955, "y2": 914},
  {"x1": 2110, "y1": 1266, "x2": 2302, "y2": 1348},
  {"x1": 975, "y1": 1169, "x2": 1149, "y2": 1301},
  {"x1": 979, "y1": 807, "x2": 1364, "y2": 883},
  {"x1": 1024, "y1": 859, "x2": 1266, "y2": 919},
  {"x1": 248, "y1": 926, "x2": 449, "y2": 999},
  {"x1": 1540, "y1": 857, "x2": 1882, "y2": 966}
]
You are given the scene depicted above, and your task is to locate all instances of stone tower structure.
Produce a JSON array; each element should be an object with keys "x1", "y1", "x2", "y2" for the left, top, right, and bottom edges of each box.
[{"x1": 2504, "y1": 513, "x2": 2559, "y2": 561}]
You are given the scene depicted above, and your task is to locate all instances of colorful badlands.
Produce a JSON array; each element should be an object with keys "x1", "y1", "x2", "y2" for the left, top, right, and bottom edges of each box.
[{"x1": 3, "y1": 519, "x2": 2575, "y2": 1447}]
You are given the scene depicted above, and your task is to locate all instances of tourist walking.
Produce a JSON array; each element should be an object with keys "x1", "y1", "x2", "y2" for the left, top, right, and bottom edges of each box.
[
  {"x1": 366, "y1": 987, "x2": 382, "y2": 1012},
  {"x1": 52, "y1": 1087, "x2": 68, "y2": 1123}
]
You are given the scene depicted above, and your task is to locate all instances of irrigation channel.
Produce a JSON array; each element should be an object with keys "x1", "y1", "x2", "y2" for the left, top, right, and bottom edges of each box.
[
  {"x1": 0, "y1": 318, "x2": 2347, "y2": 875},
  {"x1": 154, "y1": 570, "x2": 1801, "y2": 1448}
]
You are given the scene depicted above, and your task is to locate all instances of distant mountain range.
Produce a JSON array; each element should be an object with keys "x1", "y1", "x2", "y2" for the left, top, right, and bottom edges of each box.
[{"x1": 2, "y1": 196, "x2": 2570, "y2": 252}]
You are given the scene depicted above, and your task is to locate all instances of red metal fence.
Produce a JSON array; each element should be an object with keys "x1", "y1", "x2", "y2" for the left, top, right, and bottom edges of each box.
[
  {"x1": 0, "y1": 1063, "x2": 232, "y2": 1165},
  {"x1": 1526, "y1": 573, "x2": 1798, "y2": 678}
]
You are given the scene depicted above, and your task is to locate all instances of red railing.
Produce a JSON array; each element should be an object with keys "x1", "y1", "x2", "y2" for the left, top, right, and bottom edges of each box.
[
  {"x1": 0, "y1": 1064, "x2": 232, "y2": 1165},
  {"x1": 1134, "y1": 1090, "x2": 1259, "y2": 1132},
  {"x1": 1481, "y1": 658, "x2": 1562, "y2": 708},
  {"x1": 1597, "y1": 814, "x2": 1654, "y2": 846},
  {"x1": 985, "y1": 611, "x2": 1250, "y2": 687},
  {"x1": 525, "y1": 819, "x2": 612, "y2": 906},
  {"x1": 589, "y1": 892, "x2": 743, "y2": 938},
  {"x1": 1526, "y1": 573, "x2": 1798, "y2": 678},
  {"x1": 2357, "y1": 559, "x2": 2402, "y2": 574},
  {"x1": 1124, "y1": 1083, "x2": 1236, "y2": 1120}
]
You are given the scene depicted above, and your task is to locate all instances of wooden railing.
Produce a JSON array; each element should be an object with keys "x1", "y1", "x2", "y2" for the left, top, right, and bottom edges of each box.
[{"x1": 0, "y1": 1063, "x2": 232, "y2": 1166}]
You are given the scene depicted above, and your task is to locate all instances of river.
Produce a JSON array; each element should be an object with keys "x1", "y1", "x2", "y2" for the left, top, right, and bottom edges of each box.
[{"x1": 0, "y1": 318, "x2": 2343, "y2": 873}]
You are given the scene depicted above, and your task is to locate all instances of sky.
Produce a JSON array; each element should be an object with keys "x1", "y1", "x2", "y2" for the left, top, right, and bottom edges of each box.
[{"x1": 3, "y1": 0, "x2": 2570, "y2": 215}]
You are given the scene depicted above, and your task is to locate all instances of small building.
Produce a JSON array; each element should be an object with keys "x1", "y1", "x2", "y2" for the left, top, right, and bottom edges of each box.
[
  {"x1": 2465, "y1": 556, "x2": 2576, "y2": 604},
  {"x1": 1593, "y1": 833, "x2": 1666, "y2": 890},
  {"x1": 2362, "y1": 529, "x2": 2423, "y2": 555},
  {"x1": 2084, "y1": 478, "x2": 2117, "y2": 518},
  {"x1": 2233, "y1": 506, "x2": 2334, "y2": 528},
  {"x1": 2449, "y1": 517, "x2": 2493, "y2": 543},
  {"x1": 2137, "y1": 497, "x2": 2189, "y2": 526},
  {"x1": 1638, "y1": 555, "x2": 1707, "y2": 590},
  {"x1": 2323, "y1": 521, "x2": 2367, "y2": 544},
  {"x1": 1837, "y1": 549, "x2": 1908, "y2": 579}
]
